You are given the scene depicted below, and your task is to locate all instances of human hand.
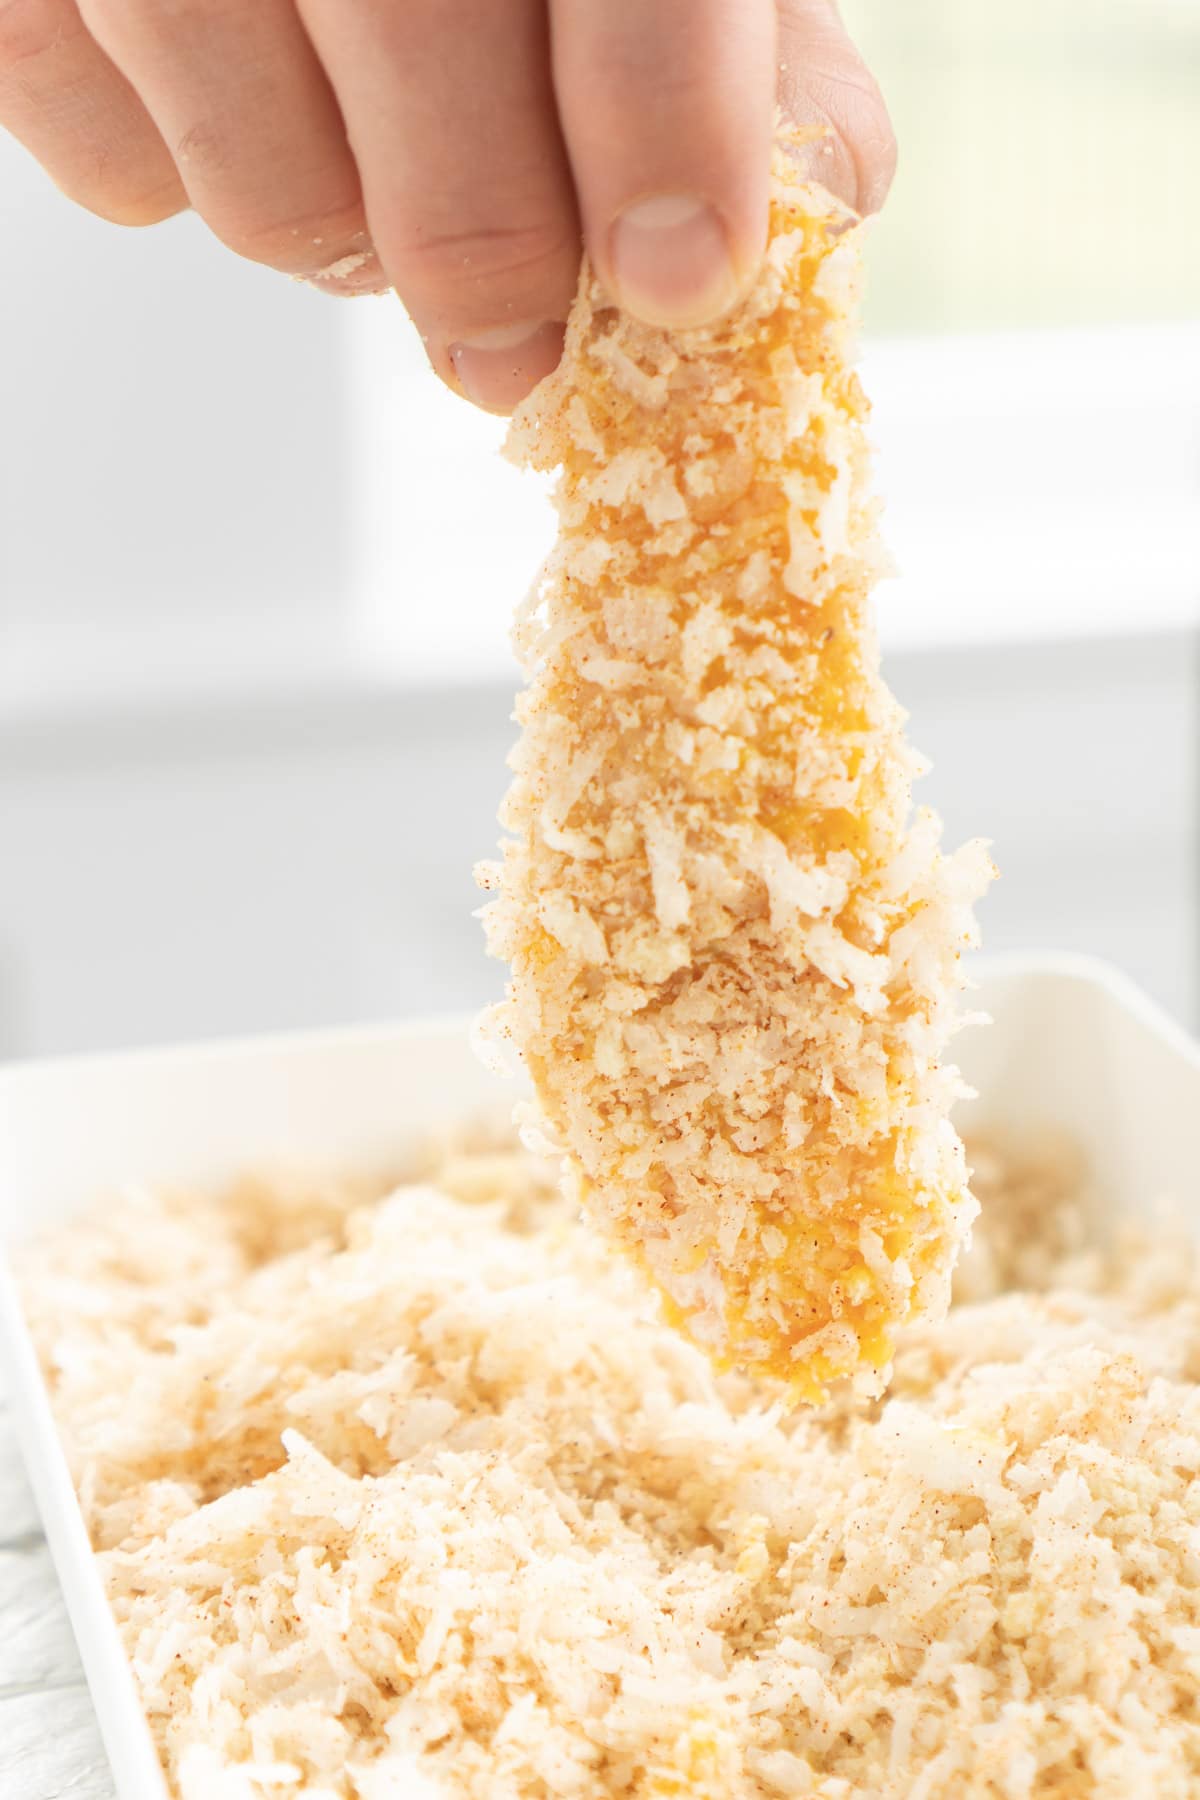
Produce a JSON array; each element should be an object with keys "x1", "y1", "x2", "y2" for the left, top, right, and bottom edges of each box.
[{"x1": 0, "y1": 0, "x2": 895, "y2": 410}]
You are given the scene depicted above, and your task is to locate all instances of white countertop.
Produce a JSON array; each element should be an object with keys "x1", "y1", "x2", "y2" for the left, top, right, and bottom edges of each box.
[{"x1": 0, "y1": 1393, "x2": 113, "y2": 1800}]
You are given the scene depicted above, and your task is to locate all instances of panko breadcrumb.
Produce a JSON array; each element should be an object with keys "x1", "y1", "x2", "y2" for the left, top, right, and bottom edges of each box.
[
  {"x1": 20, "y1": 1129, "x2": 1200, "y2": 1800},
  {"x1": 478, "y1": 149, "x2": 992, "y2": 1400}
]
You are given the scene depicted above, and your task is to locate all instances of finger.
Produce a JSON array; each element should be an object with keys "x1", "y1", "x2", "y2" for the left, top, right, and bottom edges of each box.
[
  {"x1": 777, "y1": 0, "x2": 897, "y2": 216},
  {"x1": 0, "y1": 0, "x2": 184, "y2": 224},
  {"x1": 292, "y1": 0, "x2": 580, "y2": 411},
  {"x1": 75, "y1": 0, "x2": 382, "y2": 287},
  {"x1": 550, "y1": 0, "x2": 777, "y2": 330}
]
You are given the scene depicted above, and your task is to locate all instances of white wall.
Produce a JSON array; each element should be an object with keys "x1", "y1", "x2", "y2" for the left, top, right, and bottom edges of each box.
[
  {"x1": 893, "y1": 633, "x2": 1198, "y2": 1021},
  {"x1": 0, "y1": 136, "x2": 357, "y2": 696},
  {"x1": 0, "y1": 631, "x2": 1193, "y2": 1060}
]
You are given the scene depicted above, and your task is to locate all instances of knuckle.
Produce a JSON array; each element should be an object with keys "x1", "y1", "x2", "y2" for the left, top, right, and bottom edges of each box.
[
  {"x1": 70, "y1": 0, "x2": 131, "y2": 52},
  {"x1": 69, "y1": 165, "x2": 186, "y2": 227},
  {"x1": 212, "y1": 214, "x2": 298, "y2": 268},
  {"x1": 96, "y1": 186, "x2": 186, "y2": 227},
  {"x1": 0, "y1": 0, "x2": 70, "y2": 72},
  {"x1": 389, "y1": 216, "x2": 574, "y2": 308},
  {"x1": 174, "y1": 116, "x2": 233, "y2": 180},
  {"x1": 214, "y1": 201, "x2": 368, "y2": 274},
  {"x1": 78, "y1": 0, "x2": 205, "y2": 51}
]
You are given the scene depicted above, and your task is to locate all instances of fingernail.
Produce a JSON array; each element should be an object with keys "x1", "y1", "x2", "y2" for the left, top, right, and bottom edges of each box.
[
  {"x1": 304, "y1": 249, "x2": 390, "y2": 296},
  {"x1": 609, "y1": 194, "x2": 740, "y2": 329},
  {"x1": 448, "y1": 320, "x2": 565, "y2": 412}
]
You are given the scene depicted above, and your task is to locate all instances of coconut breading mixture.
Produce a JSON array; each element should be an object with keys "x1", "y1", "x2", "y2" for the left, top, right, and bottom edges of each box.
[
  {"x1": 20, "y1": 1129, "x2": 1200, "y2": 1800},
  {"x1": 478, "y1": 152, "x2": 993, "y2": 1401}
]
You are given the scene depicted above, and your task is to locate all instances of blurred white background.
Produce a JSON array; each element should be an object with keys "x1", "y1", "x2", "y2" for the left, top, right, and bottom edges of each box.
[{"x1": 1, "y1": 0, "x2": 1197, "y2": 1057}]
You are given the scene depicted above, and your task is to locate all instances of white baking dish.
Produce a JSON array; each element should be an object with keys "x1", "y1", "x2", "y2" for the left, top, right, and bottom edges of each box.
[{"x1": 1, "y1": 954, "x2": 1198, "y2": 1800}]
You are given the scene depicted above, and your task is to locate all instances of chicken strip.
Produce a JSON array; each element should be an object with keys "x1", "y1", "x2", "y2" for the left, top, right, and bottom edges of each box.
[{"x1": 479, "y1": 147, "x2": 993, "y2": 1402}]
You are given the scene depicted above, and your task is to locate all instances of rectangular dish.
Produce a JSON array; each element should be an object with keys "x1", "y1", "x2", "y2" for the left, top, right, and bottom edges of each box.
[{"x1": 1, "y1": 954, "x2": 1197, "y2": 1800}]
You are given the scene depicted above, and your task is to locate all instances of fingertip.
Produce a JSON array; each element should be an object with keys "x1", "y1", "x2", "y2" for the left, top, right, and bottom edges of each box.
[
  {"x1": 777, "y1": 0, "x2": 897, "y2": 217},
  {"x1": 446, "y1": 318, "x2": 566, "y2": 414},
  {"x1": 794, "y1": 117, "x2": 895, "y2": 218},
  {"x1": 69, "y1": 172, "x2": 189, "y2": 229},
  {"x1": 855, "y1": 110, "x2": 898, "y2": 216}
]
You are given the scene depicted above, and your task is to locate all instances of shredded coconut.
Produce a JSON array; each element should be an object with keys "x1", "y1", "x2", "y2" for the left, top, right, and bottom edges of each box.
[
  {"x1": 481, "y1": 147, "x2": 993, "y2": 1399},
  {"x1": 19, "y1": 1128, "x2": 1200, "y2": 1799}
]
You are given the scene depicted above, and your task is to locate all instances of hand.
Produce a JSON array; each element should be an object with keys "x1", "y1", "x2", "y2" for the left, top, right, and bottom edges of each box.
[{"x1": 0, "y1": 0, "x2": 895, "y2": 410}]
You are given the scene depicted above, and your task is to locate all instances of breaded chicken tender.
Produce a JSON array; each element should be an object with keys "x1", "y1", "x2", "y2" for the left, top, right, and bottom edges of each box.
[{"x1": 479, "y1": 148, "x2": 993, "y2": 1402}]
